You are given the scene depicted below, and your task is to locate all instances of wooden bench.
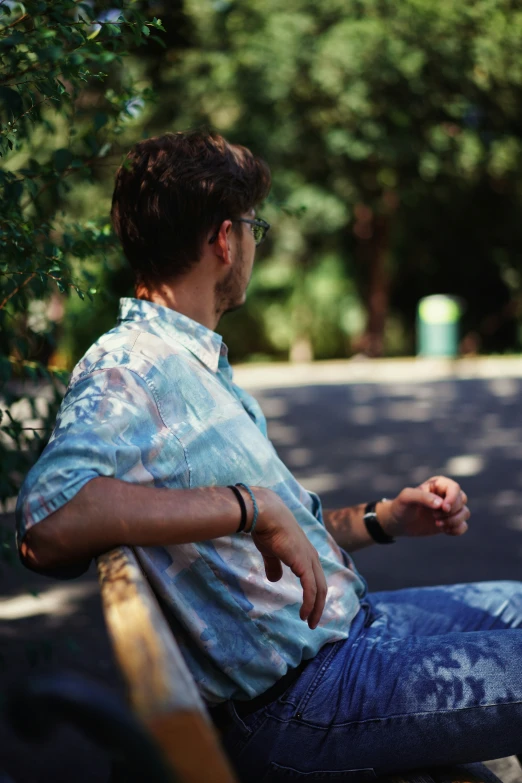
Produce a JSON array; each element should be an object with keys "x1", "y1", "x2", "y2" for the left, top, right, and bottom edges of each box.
[{"x1": 97, "y1": 546, "x2": 503, "y2": 783}]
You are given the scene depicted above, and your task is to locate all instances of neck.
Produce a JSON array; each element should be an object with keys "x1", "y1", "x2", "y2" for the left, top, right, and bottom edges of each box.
[{"x1": 135, "y1": 279, "x2": 220, "y2": 331}]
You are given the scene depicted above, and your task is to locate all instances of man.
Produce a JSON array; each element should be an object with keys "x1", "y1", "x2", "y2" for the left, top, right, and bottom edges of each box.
[{"x1": 16, "y1": 131, "x2": 522, "y2": 781}]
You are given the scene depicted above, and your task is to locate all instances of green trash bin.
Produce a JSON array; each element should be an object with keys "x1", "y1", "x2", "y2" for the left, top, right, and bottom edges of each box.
[{"x1": 417, "y1": 295, "x2": 462, "y2": 357}]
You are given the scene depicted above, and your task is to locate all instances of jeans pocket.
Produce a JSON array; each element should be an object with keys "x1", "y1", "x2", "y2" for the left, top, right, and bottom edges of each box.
[
  {"x1": 222, "y1": 702, "x2": 269, "y2": 757},
  {"x1": 261, "y1": 761, "x2": 378, "y2": 781}
]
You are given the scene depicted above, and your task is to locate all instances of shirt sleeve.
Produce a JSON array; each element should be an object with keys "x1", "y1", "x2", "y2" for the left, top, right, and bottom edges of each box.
[{"x1": 16, "y1": 366, "x2": 190, "y2": 545}]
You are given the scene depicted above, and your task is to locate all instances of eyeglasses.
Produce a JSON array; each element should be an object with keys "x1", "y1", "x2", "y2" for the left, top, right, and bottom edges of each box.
[
  {"x1": 208, "y1": 217, "x2": 271, "y2": 247},
  {"x1": 236, "y1": 217, "x2": 271, "y2": 246}
]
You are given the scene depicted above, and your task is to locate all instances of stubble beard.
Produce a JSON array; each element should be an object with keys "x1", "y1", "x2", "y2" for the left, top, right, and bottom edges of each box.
[{"x1": 214, "y1": 244, "x2": 248, "y2": 317}]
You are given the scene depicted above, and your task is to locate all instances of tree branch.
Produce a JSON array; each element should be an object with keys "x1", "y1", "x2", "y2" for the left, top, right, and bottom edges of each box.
[
  {"x1": 0, "y1": 272, "x2": 36, "y2": 310},
  {"x1": 20, "y1": 153, "x2": 98, "y2": 210},
  {"x1": 2, "y1": 96, "x2": 54, "y2": 131},
  {"x1": 0, "y1": 12, "x2": 29, "y2": 31}
]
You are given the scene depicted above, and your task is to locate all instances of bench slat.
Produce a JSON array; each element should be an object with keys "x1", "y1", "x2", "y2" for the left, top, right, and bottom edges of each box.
[{"x1": 98, "y1": 546, "x2": 237, "y2": 783}]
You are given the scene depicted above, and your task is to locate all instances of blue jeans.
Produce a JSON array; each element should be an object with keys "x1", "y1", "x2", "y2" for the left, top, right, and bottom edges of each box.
[{"x1": 222, "y1": 581, "x2": 522, "y2": 781}]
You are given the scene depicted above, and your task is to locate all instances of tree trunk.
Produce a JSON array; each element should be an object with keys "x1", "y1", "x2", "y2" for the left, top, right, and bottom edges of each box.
[{"x1": 356, "y1": 211, "x2": 391, "y2": 358}]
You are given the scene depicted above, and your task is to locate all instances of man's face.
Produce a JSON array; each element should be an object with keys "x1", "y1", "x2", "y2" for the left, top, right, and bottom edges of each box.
[{"x1": 215, "y1": 211, "x2": 257, "y2": 316}]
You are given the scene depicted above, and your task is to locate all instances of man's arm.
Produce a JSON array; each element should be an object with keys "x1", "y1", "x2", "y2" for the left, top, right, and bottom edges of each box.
[
  {"x1": 323, "y1": 476, "x2": 470, "y2": 552},
  {"x1": 323, "y1": 502, "x2": 388, "y2": 552},
  {"x1": 21, "y1": 477, "x2": 246, "y2": 570},
  {"x1": 21, "y1": 476, "x2": 328, "y2": 629}
]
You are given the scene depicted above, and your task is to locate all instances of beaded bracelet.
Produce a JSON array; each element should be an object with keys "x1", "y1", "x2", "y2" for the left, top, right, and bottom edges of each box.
[{"x1": 235, "y1": 483, "x2": 259, "y2": 534}]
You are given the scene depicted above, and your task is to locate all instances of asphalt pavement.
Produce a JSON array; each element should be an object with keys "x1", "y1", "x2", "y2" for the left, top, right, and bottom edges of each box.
[{"x1": 1, "y1": 358, "x2": 522, "y2": 782}]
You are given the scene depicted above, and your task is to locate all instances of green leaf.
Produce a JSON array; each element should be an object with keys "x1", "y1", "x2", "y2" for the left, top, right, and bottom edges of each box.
[
  {"x1": 78, "y1": 3, "x2": 94, "y2": 20},
  {"x1": 1, "y1": 31, "x2": 25, "y2": 48},
  {"x1": 0, "y1": 86, "x2": 23, "y2": 119},
  {"x1": 152, "y1": 17, "x2": 167, "y2": 32},
  {"x1": 106, "y1": 24, "x2": 122, "y2": 37},
  {"x1": 93, "y1": 112, "x2": 108, "y2": 131},
  {"x1": 52, "y1": 148, "x2": 73, "y2": 172},
  {"x1": 141, "y1": 25, "x2": 150, "y2": 36}
]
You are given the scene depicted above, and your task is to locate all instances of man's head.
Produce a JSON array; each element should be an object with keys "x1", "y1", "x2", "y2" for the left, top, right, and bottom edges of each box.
[{"x1": 111, "y1": 131, "x2": 271, "y2": 312}]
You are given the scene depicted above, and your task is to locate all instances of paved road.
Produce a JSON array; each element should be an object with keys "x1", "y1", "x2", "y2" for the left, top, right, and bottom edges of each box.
[
  {"x1": 1, "y1": 369, "x2": 522, "y2": 782},
  {"x1": 253, "y1": 375, "x2": 522, "y2": 591}
]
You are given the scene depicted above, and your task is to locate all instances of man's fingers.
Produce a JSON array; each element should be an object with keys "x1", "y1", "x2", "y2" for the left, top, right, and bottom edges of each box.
[
  {"x1": 296, "y1": 561, "x2": 317, "y2": 624},
  {"x1": 436, "y1": 498, "x2": 471, "y2": 525},
  {"x1": 428, "y1": 476, "x2": 465, "y2": 513},
  {"x1": 307, "y1": 559, "x2": 328, "y2": 630},
  {"x1": 294, "y1": 554, "x2": 327, "y2": 629},
  {"x1": 443, "y1": 486, "x2": 460, "y2": 511},
  {"x1": 431, "y1": 477, "x2": 459, "y2": 512},
  {"x1": 411, "y1": 480, "x2": 467, "y2": 516},
  {"x1": 439, "y1": 506, "x2": 470, "y2": 536},
  {"x1": 263, "y1": 555, "x2": 283, "y2": 582},
  {"x1": 445, "y1": 520, "x2": 468, "y2": 536},
  {"x1": 401, "y1": 487, "x2": 444, "y2": 510}
]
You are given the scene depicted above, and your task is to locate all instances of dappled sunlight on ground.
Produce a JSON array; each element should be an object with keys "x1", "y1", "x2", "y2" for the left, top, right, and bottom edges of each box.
[
  {"x1": 252, "y1": 376, "x2": 522, "y2": 590},
  {"x1": 0, "y1": 582, "x2": 98, "y2": 621},
  {"x1": 444, "y1": 454, "x2": 485, "y2": 477}
]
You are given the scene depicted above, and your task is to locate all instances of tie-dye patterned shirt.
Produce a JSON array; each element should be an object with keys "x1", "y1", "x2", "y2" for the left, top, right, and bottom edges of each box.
[{"x1": 17, "y1": 298, "x2": 365, "y2": 702}]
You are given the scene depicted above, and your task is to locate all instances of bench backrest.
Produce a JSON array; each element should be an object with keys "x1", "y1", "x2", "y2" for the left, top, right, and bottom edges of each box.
[{"x1": 97, "y1": 546, "x2": 237, "y2": 783}]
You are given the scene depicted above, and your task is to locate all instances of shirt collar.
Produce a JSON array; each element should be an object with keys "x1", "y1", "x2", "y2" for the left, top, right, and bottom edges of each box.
[{"x1": 117, "y1": 297, "x2": 224, "y2": 373}]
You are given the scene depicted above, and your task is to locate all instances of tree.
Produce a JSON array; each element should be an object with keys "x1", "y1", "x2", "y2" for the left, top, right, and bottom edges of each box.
[
  {"x1": 138, "y1": 0, "x2": 522, "y2": 357},
  {"x1": 0, "y1": 0, "x2": 164, "y2": 511}
]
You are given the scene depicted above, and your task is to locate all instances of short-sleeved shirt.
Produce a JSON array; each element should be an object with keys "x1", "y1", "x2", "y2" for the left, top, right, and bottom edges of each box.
[{"x1": 16, "y1": 298, "x2": 366, "y2": 702}]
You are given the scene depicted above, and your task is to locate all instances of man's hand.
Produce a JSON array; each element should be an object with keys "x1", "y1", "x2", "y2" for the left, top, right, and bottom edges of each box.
[
  {"x1": 252, "y1": 488, "x2": 327, "y2": 630},
  {"x1": 382, "y1": 475, "x2": 470, "y2": 539}
]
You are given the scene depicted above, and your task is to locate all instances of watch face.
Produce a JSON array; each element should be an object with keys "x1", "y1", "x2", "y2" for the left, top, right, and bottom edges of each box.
[{"x1": 364, "y1": 501, "x2": 379, "y2": 517}]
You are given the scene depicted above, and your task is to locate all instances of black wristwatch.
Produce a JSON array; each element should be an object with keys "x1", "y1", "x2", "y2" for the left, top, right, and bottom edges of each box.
[{"x1": 363, "y1": 499, "x2": 396, "y2": 544}]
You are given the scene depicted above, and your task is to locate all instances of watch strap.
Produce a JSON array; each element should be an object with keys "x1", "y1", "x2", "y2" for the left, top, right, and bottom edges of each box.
[{"x1": 363, "y1": 500, "x2": 396, "y2": 544}]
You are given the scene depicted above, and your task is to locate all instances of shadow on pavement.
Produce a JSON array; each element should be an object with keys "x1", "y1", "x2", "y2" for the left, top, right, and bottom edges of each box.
[
  {"x1": 0, "y1": 515, "x2": 123, "y2": 783},
  {"x1": 257, "y1": 377, "x2": 522, "y2": 590}
]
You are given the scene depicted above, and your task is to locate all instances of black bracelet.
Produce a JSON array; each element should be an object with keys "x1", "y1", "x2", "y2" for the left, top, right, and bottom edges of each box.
[
  {"x1": 228, "y1": 485, "x2": 248, "y2": 533},
  {"x1": 363, "y1": 500, "x2": 395, "y2": 544}
]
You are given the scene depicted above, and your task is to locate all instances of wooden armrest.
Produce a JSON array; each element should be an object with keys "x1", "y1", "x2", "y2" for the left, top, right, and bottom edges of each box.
[{"x1": 97, "y1": 546, "x2": 237, "y2": 783}]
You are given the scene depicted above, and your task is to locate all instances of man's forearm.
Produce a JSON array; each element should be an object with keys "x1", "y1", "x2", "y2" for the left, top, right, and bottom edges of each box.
[
  {"x1": 323, "y1": 501, "x2": 393, "y2": 552},
  {"x1": 21, "y1": 476, "x2": 253, "y2": 572}
]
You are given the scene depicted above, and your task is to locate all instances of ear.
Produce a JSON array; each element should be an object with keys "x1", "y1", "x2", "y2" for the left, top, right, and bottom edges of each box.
[{"x1": 212, "y1": 220, "x2": 234, "y2": 268}]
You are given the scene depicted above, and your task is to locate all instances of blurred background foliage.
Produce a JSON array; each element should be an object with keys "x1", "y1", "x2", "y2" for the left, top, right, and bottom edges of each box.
[
  {"x1": 142, "y1": 0, "x2": 522, "y2": 361},
  {"x1": 0, "y1": 0, "x2": 164, "y2": 508},
  {"x1": 3, "y1": 0, "x2": 522, "y2": 507}
]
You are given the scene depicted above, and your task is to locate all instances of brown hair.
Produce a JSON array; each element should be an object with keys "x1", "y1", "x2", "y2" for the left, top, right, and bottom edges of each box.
[{"x1": 111, "y1": 130, "x2": 271, "y2": 286}]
